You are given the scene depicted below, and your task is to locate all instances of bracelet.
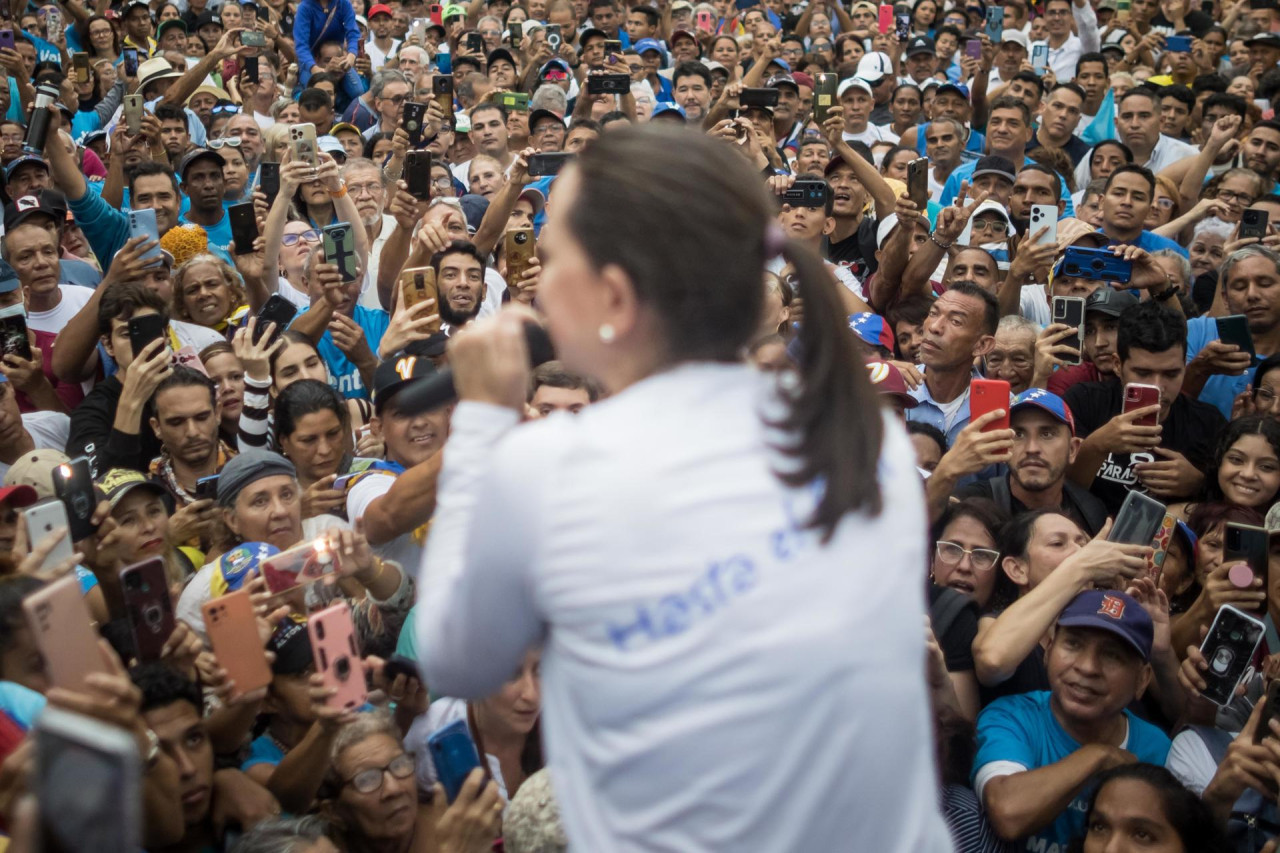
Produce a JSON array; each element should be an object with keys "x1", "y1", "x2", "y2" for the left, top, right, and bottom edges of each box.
[
  {"x1": 329, "y1": 181, "x2": 348, "y2": 198},
  {"x1": 1154, "y1": 284, "x2": 1180, "y2": 301},
  {"x1": 929, "y1": 232, "x2": 953, "y2": 250},
  {"x1": 364, "y1": 556, "x2": 386, "y2": 583}
]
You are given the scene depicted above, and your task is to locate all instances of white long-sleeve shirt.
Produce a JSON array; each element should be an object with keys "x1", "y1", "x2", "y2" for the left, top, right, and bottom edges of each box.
[{"x1": 415, "y1": 363, "x2": 952, "y2": 852}]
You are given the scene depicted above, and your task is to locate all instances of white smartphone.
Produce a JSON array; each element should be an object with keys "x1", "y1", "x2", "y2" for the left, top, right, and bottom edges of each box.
[
  {"x1": 1030, "y1": 203, "x2": 1058, "y2": 245},
  {"x1": 36, "y1": 706, "x2": 141, "y2": 853},
  {"x1": 21, "y1": 499, "x2": 75, "y2": 570},
  {"x1": 288, "y1": 122, "x2": 318, "y2": 167}
]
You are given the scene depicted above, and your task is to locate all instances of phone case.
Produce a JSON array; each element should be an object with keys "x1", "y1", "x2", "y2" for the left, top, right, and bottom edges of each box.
[
  {"x1": 127, "y1": 208, "x2": 163, "y2": 266},
  {"x1": 970, "y1": 378, "x2": 1010, "y2": 432},
  {"x1": 427, "y1": 719, "x2": 482, "y2": 803},
  {"x1": 813, "y1": 73, "x2": 836, "y2": 125},
  {"x1": 0, "y1": 307, "x2": 31, "y2": 360},
  {"x1": 402, "y1": 101, "x2": 427, "y2": 146},
  {"x1": 259, "y1": 161, "x2": 281, "y2": 203},
  {"x1": 22, "y1": 574, "x2": 110, "y2": 691},
  {"x1": 120, "y1": 558, "x2": 175, "y2": 662},
  {"x1": 128, "y1": 313, "x2": 168, "y2": 362},
  {"x1": 527, "y1": 152, "x2": 571, "y2": 177},
  {"x1": 1145, "y1": 513, "x2": 1175, "y2": 580},
  {"x1": 1241, "y1": 209, "x2": 1269, "y2": 241},
  {"x1": 52, "y1": 456, "x2": 97, "y2": 542},
  {"x1": 1256, "y1": 679, "x2": 1280, "y2": 743},
  {"x1": 202, "y1": 590, "x2": 272, "y2": 699},
  {"x1": 21, "y1": 500, "x2": 75, "y2": 570},
  {"x1": 308, "y1": 602, "x2": 367, "y2": 710},
  {"x1": 1123, "y1": 383, "x2": 1160, "y2": 427},
  {"x1": 400, "y1": 267, "x2": 439, "y2": 319},
  {"x1": 505, "y1": 228, "x2": 536, "y2": 286},
  {"x1": 254, "y1": 294, "x2": 297, "y2": 346},
  {"x1": 1032, "y1": 43, "x2": 1049, "y2": 71},
  {"x1": 229, "y1": 202, "x2": 258, "y2": 255},
  {"x1": 1108, "y1": 490, "x2": 1167, "y2": 546},
  {"x1": 877, "y1": 4, "x2": 893, "y2": 32},
  {"x1": 0, "y1": 30, "x2": 17, "y2": 51},
  {"x1": 323, "y1": 223, "x2": 359, "y2": 282},
  {"x1": 73, "y1": 52, "x2": 90, "y2": 83},
  {"x1": 260, "y1": 536, "x2": 342, "y2": 594},
  {"x1": 434, "y1": 76, "x2": 454, "y2": 123},
  {"x1": 907, "y1": 158, "x2": 929, "y2": 208},
  {"x1": 965, "y1": 38, "x2": 982, "y2": 59},
  {"x1": 1051, "y1": 296, "x2": 1085, "y2": 364},
  {"x1": 122, "y1": 94, "x2": 143, "y2": 134},
  {"x1": 289, "y1": 123, "x2": 318, "y2": 167},
  {"x1": 1217, "y1": 314, "x2": 1256, "y2": 358},
  {"x1": 195, "y1": 475, "x2": 219, "y2": 501},
  {"x1": 1200, "y1": 605, "x2": 1266, "y2": 705},
  {"x1": 122, "y1": 47, "x2": 138, "y2": 77},
  {"x1": 1029, "y1": 204, "x2": 1058, "y2": 245},
  {"x1": 984, "y1": 6, "x2": 1003, "y2": 39},
  {"x1": 405, "y1": 150, "x2": 432, "y2": 200},
  {"x1": 1225, "y1": 522, "x2": 1270, "y2": 591}
]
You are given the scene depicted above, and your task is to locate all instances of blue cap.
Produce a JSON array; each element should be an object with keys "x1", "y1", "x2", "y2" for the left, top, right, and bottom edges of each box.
[
  {"x1": 4, "y1": 155, "x2": 48, "y2": 180},
  {"x1": 1009, "y1": 388, "x2": 1075, "y2": 435},
  {"x1": 1056, "y1": 590, "x2": 1153, "y2": 661},
  {"x1": 650, "y1": 103, "x2": 687, "y2": 121},
  {"x1": 539, "y1": 57, "x2": 572, "y2": 76},
  {"x1": 634, "y1": 37, "x2": 664, "y2": 55},
  {"x1": 936, "y1": 82, "x2": 970, "y2": 100},
  {"x1": 1173, "y1": 519, "x2": 1197, "y2": 552},
  {"x1": 768, "y1": 57, "x2": 793, "y2": 73},
  {"x1": 0, "y1": 260, "x2": 18, "y2": 294},
  {"x1": 848, "y1": 313, "x2": 895, "y2": 351}
]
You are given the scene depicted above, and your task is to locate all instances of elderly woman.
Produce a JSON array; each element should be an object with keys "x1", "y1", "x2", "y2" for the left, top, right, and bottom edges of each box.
[{"x1": 171, "y1": 254, "x2": 251, "y2": 335}]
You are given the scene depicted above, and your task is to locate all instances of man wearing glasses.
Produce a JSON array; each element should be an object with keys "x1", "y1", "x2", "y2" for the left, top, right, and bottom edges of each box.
[{"x1": 361, "y1": 70, "x2": 411, "y2": 142}]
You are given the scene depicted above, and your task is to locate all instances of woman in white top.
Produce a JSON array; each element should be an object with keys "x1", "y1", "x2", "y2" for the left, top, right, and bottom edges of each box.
[{"x1": 414, "y1": 125, "x2": 952, "y2": 851}]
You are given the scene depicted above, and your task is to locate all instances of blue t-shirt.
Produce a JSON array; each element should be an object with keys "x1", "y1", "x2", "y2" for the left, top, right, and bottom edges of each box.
[
  {"x1": 315, "y1": 304, "x2": 389, "y2": 399},
  {"x1": 1100, "y1": 227, "x2": 1189, "y2": 259},
  {"x1": 972, "y1": 690, "x2": 1171, "y2": 852},
  {"x1": 913, "y1": 122, "x2": 986, "y2": 159},
  {"x1": 177, "y1": 210, "x2": 234, "y2": 266},
  {"x1": 1186, "y1": 314, "x2": 1262, "y2": 418},
  {"x1": 242, "y1": 734, "x2": 286, "y2": 771},
  {"x1": 940, "y1": 156, "x2": 1075, "y2": 217}
]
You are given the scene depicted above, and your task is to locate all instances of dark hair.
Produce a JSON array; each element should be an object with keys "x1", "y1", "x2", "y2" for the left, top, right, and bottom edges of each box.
[
  {"x1": 946, "y1": 280, "x2": 1000, "y2": 335},
  {"x1": 0, "y1": 577, "x2": 44, "y2": 678},
  {"x1": 1118, "y1": 86, "x2": 1160, "y2": 110},
  {"x1": 1104, "y1": 163, "x2": 1156, "y2": 196},
  {"x1": 936, "y1": 23, "x2": 963, "y2": 41},
  {"x1": 470, "y1": 100, "x2": 507, "y2": 125},
  {"x1": 879, "y1": 144, "x2": 917, "y2": 174},
  {"x1": 931, "y1": 497, "x2": 1007, "y2": 547},
  {"x1": 529, "y1": 360, "x2": 602, "y2": 403},
  {"x1": 1187, "y1": 500, "x2": 1264, "y2": 539},
  {"x1": 1070, "y1": 764, "x2": 1232, "y2": 853},
  {"x1": 905, "y1": 420, "x2": 947, "y2": 454},
  {"x1": 198, "y1": 340, "x2": 235, "y2": 366},
  {"x1": 1253, "y1": 353, "x2": 1280, "y2": 396},
  {"x1": 362, "y1": 131, "x2": 396, "y2": 160},
  {"x1": 888, "y1": 293, "x2": 932, "y2": 329},
  {"x1": 1019, "y1": 163, "x2": 1064, "y2": 200},
  {"x1": 131, "y1": 661, "x2": 202, "y2": 713},
  {"x1": 298, "y1": 87, "x2": 333, "y2": 111},
  {"x1": 97, "y1": 280, "x2": 169, "y2": 338},
  {"x1": 154, "y1": 103, "x2": 187, "y2": 125},
  {"x1": 308, "y1": 71, "x2": 340, "y2": 89},
  {"x1": 429, "y1": 239, "x2": 487, "y2": 273},
  {"x1": 891, "y1": 83, "x2": 922, "y2": 102},
  {"x1": 1252, "y1": 119, "x2": 1280, "y2": 139},
  {"x1": 1008, "y1": 73, "x2": 1044, "y2": 98},
  {"x1": 1091, "y1": 138, "x2": 1134, "y2": 167},
  {"x1": 990, "y1": 94, "x2": 1033, "y2": 124},
  {"x1": 152, "y1": 364, "x2": 217, "y2": 411},
  {"x1": 1116, "y1": 300, "x2": 1186, "y2": 361},
  {"x1": 1204, "y1": 91, "x2": 1248, "y2": 119},
  {"x1": 269, "y1": 330, "x2": 322, "y2": 384},
  {"x1": 1075, "y1": 51, "x2": 1107, "y2": 76},
  {"x1": 566, "y1": 125, "x2": 884, "y2": 539},
  {"x1": 1204, "y1": 414, "x2": 1280, "y2": 505},
  {"x1": 1159, "y1": 83, "x2": 1196, "y2": 112},
  {"x1": 568, "y1": 117, "x2": 601, "y2": 136},
  {"x1": 275, "y1": 379, "x2": 350, "y2": 447},
  {"x1": 126, "y1": 161, "x2": 180, "y2": 200},
  {"x1": 999, "y1": 508, "x2": 1074, "y2": 562},
  {"x1": 1050, "y1": 81, "x2": 1087, "y2": 104},
  {"x1": 671, "y1": 60, "x2": 711, "y2": 89},
  {"x1": 1193, "y1": 72, "x2": 1230, "y2": 95},
  {"x1": 630, "y1": 5, "x2": 659, "y2": 26}
]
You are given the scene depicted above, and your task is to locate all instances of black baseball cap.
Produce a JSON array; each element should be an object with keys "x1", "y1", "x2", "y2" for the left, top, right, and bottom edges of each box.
[
  {"x1": 3, "y1": 192, "x2": 60, "y2": 231},
  {"x1": 373, "y1": 352, "x2": 439, "y2": 412},
  {"x1": 178, "y1": 147, "x2": 226, "y2": 179},
  {"x1": 1084, "y1": 287, "x2": 1139, "y2": 317}
]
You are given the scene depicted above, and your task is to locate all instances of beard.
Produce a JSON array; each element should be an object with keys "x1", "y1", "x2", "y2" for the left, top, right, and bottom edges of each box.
[{"x1": 439, "y1": 294, "x2": 481, "y2": 328}]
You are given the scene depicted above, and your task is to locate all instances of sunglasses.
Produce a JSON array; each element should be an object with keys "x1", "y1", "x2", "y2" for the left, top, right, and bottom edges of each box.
[
  {"x1": 211, "y1": 104, "x2": 240, "y2": 115},
  {"x1": 208, "y1": 136, "x2": 242, "y2": 149},
  {"x1": 281, "y1": 230, "x2": 321, "y2": 245}
]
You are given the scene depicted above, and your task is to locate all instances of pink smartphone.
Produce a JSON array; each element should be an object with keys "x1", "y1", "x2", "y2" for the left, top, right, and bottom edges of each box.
[
  {"x1": 878, "y1": 4, "x2": 893, "y2": 32},
  {"x1": 695, "y1": 9, "x2": 713, "y2": 30},
  {"x1": 1123, "y1": 383, "x2": 1160, "y2": 427},
  {"x1": 22, "y1": 574, "x2": 109, "y2": 691},
  {"x1": 970, "y1": 378, "x2": 1011, "y2": 432},
  {"x1": 260, "y1": 536, "x2": 342, "y2": 594},
  {"x1": 308, "y1": 602, "x2": 367, "y2": 710}
]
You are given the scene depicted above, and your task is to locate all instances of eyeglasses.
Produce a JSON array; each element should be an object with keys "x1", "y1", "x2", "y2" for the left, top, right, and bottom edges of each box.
[
  {"x1": 1257, "y1": 387, "x2": 1278, "y2": 407},
  {"x1": 382, "y1": 93, "x2": 408, "y2": 104},
  {"x1": 971, "y1": 218, "x2": 1006, "y2": 233},
  {"x1": 1217, "y1": 189, "x2": 1257, "y2": 205},
  {"x1": 935, "y1": 540, "x2": 1000, "y2": 571},
  {"x1": 281, "y1": 230, "x2": 321, "y2": 245},
  {"x1": 1155, "y1": 197, "x2": 1174, "y2": 209},
  {"x1": 347, "y1": 182, "x2": 383, "y2": 197},
  {"x1": 208, "y1": 136, "x2": 242, "y2": 149},
  {"x1": 343, "y1": 753, "x2": 415, "y2": 794},
  {"x1": 432, "y1": 175, "x2": 454, "y2": 187}
]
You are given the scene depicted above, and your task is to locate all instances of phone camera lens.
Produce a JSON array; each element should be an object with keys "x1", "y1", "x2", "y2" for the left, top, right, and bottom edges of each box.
[
  {"x1": 1231, "y1": 630, "x2": 1244, "y2": 642},
  {"x1": 335, "y1": 657, "x2": 351, "y2": 680},
  {"x1": 143, "y1": 605, "x2": 162, "y2": 628},
  {"x1": 315, "y1": 622, "x2": 326, "y2": 640}
]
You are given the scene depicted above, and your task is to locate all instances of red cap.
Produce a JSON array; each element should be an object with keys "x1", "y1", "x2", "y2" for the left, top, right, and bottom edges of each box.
[
  {"x1": 368, "y1": 3, "x2": 394, "y2": 16},
  {"x1": 791, "y1": 71, "x2": 815, "y2": 89},
  {"x1": 864, "y1": 361, "x2": 918, "y2": 408},
  {"x1": 0, "y1": 484, "x2": 38, "y2": 508}
]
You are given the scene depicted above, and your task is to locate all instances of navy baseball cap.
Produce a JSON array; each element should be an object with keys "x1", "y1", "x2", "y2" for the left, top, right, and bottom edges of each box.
[
  {"x1": 1010, "y1": 388, "x2": 1075, "y2": 435},
  {"x1": 1056, "y1": 590, "x2": 1153, "y2": 660}
]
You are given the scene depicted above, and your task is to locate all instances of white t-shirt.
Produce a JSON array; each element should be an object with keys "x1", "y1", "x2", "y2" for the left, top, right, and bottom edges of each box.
[
  {"x1": 1020, "y1": 283, "x2": 1051, "y2": 325},
  {"x1": 26, "y1": 286, "x2": 93, "y2": 334},
  {"x1": 346, "y1": 472, "x2": 423, "y2": 571},
  {"x1": 253, "y1": 111, "x2": 275, "y2": 131},
  {"x1": 170, "y1": 320, "x2": 226, "y2": 353},
  {"x1": 402, "y1": 697, "x2": 511, "y2": 801},
  {"x1": 842, "y1": 123, "x2": 899, "y2": 147},
  {"x1": 414, "y1": 365, "x2": 953, "y2": 852},
  {"x1": 767, "y1": 256, "x2": 866, "y2": 302},
  {"x1": 1166, "y1": 727, "x2": 1229, "y2": 796},
  {"x1": 359, "y1": 214, "x2": 399, "y2": 310},
  {"x1": 0, "y1": 411, "x2": 71, "y2": 481},
  {"x1": 365, "y1": 38, "x2": 402, "y2": 70}
]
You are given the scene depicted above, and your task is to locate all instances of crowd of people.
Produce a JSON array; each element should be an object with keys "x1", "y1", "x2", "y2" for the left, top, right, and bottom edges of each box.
[{"x1": 8, "y1": 0, "x2": 1280, "y2": 846}]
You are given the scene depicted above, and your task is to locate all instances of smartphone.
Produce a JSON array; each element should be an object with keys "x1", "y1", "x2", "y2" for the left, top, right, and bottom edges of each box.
[
  {"x1": 1146, "y1": 512, "x2": 1176, "y2": 581},
  {"x1": 984, "y1": 6, "x2": 1004, "y2": 40},
  {"x1": 546, "y1": 23, "x2": 562, "y2": 50},
  {"x1": 1108, "y1": 490, "x2": 1167, "y2": 546},
  {"x1": 1200, "y1": 604, "x2": 1267, "y2": 705},
  {"x1": 604, "y1": 38, "x2": 622, "y2": 54},
  {"x1": 45, "y1": 9, "x2": 60, "y2": 38},
  {"x1": 1117, "y1": 0, "x2": 1132, "y2": 21},
  {"x1": 260, "y1": 536, "x2": 341, "y2": 594},
  {"x1": 895, "y1": 12, "x2": 910, "y2": 39},
  {"x1": 429, "y1": 2, "x2": 442, "y2": 24},
  {"x1": 878, "y1": 3, "x2": 893, "y2": 32},
  {"x1": 383, "y1": 653, "x2": 418, "y2": 682},
  {"x1": 253, "y1": 294, "x2": 297, "y2": 347},
  {"x1": 740, "y1": 87, "x2": 780, "y2": 108},
  {"x1": 1166, "y1": 34, "x2": 1192, "y2": 52},
  {"x1": 241, "y1": 29, "x2": 267, "y2": 48},
  {"x1": 782, "y1": 179, "x2": 828, "y2": 208},
  {"x1": 399, "y1": 266, "x2": 439, "y2": 317},
  {"x1": 120, "y1": 557, "x2": 175, "y2": 662},
  {"x1": 122, "y1": 46, "x2": 138, "y2": 77},
  {"x1": 969, "y1": 378, "x2": 1010, "y2": 432},
  {"x1": 965, "y1": 38, "x2": 983, "y2": 59},
  {"x1": 259, "y1": 160, "x2": 280, "y2": 205},
  {"x1": 464, "y1": 32, "x2": 483, "y2": 53},
  {"x1": 257, "y1": 4, "x2": 270, "y2": 21},
  {"x1": 402, "y1": 100, "x2": 428, "y2": 146},
  {"x1": 587, "y1": 73, "x2": 631, "y2": 94},
  {"x1": 195, "y1": 474, "x2": 219, "y2": 501},
  {"x1": 1122, "y1": 382, "x2": 1160, "y2": 427},
  {"x1": 289, "y1": 122, "x2": 318, "y2": 168},
  {"x1": 0, "y1": 303, "x2": 31, "y2": 360},
  {"x1": 128, "y1": 312, "x2": 168, "y2": 363},
  {"x1": 907, "y1": 157, "x2": 929, "y2": 209},
  {"x1": 433, "y1": 74, "x2": 454, "y2": 124},
  {"x1": 52, "y1": 456, "x2": 97, "y2": 542},
  {"x1": 72, "y1": 51, "x2": 90, "y2": 84},
  {"x1": 695, "y1": 9, "x2": 713, "y2": 29},
  {"x1": 427, "y1": 719, "x2": 482, "y2": 803},
  {"x1": 127, "y1": 207, "x2": 163, "y2": 267},
  {"x1": 813, "y1": 73, "x2": 837, "y2": 125},
  {"x1": 228, "y1": 202, "x2": 258, "y2": 255},
  {"x1": 0, "y1": 30, "x2": 16, "y2": 51},
  {"x1": 323, "y1": 223, "x2": 358, "y2": 282},
  {"x1": 22, "y1": 574, "x2": 109, "y2": 691},
  {"x1": 243, "y1": 55, "x2": 260, "y2": 84},
  {"x1": 1255, "y1": 679, "x2": 1280, "y2": 743},
  {"x1": 21, "y1": 499, "x2": 75, "y2": 571},
  {"x1": 527, "y1": 152, "x2": 572, "y2": 177},
  {"x1": 1241, "y1": 208, "x2": 1269, "y2": 241},
  {"x1": 1032, "y1": 43, "x2": 1049, "y2": 74},
  {"x1": 36, "y1": 706, "x2": 140, "y2": 853},
  {"x1": 1051, "y1": 296, "x2": 1085, "y2": 364},
  {"x1": 510, "y1": 20, "x2": 523, "y2": 46},
  {"x1": 1225, "y1": 522, "x2": 1270, "y2": 592},
  {"x1": 505, "y1": 227, "x2": 536, "y2": 286},
  {"x1": 202, "y1": 590, "x2": 272, "y2": 699},
  {"x1": 308, "y1": 601, "x2": 368, "y2": 710},
  {"x1": 492, "y1": 90, "x2": 529, "y2": 110},
  {"x1": 1029, "y1": 203, "x2": 1058, "y2": 246},
  {"x1": 122, "y1": 93, "x2": 143, "y2": 135},
  {"x1": 405, "y1": 150, "x2": 432, "y2": 200},
  {"x1": 1062, "y1": 246, "x2": 1133, "y2": 283},
  {"x1": 1217, "y1": 314, "x2": 1256, "y2": 360}
]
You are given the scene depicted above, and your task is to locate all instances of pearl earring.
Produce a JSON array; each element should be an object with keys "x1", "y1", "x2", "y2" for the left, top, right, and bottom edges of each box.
[{"x1": 598, "y1": 323, "x2": 616, "y2": 343}]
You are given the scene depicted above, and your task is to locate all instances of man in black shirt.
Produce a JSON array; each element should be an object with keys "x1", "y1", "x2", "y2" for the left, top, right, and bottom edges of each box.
[
  {"x1": 958, "y1": 389, "x2": 1108, "y2": 535},
  {"x1": 1065, "y1": 301, "x2": 1226, "y2": 514}
]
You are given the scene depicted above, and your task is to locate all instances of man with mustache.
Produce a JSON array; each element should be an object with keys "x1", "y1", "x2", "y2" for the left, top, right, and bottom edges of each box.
[{"x1": 148, "y1": 365, "x2": 232, "y2": 506}]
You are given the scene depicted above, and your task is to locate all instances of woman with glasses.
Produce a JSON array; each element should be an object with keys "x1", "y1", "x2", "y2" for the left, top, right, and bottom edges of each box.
[
  {"x1": 1249, "y1": 354, "x2": 1280, "y2": 421},
  {"x1": 1143, "y1": 174, "x2": 1181, "y2": 230},
  {"x1": 930, "y1": 498, "x2": 1009, "y2": 611},
  {"x1": 81, "y1": 13, "x2": 120, "y2": 65},
  {"x1": 1205, "y1": 167, "x2": 1265, "y2": 224}
]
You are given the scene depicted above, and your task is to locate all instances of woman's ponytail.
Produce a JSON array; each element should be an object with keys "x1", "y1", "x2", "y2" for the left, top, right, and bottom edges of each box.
[{"x1": 774, "y1": 237, "x2": 883, "y2": 540}]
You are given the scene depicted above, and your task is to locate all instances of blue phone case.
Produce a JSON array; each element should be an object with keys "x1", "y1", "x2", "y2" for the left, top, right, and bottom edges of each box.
[
  {"x1": 1061, "y1": 246, "x2": 1133, "y2": 284},
  {"x1": 128, "y1": 208, "x2": 163, "y2": 267},
  {"x1": 426, "y1": 719, "x2": 481, "y2": 803},
  {"x1": 1166, "y1": 35, "x2": 1192, "y2": 52},
  {"x1": 984, "y1": 7, "x2": 1003, "y2": 40}
]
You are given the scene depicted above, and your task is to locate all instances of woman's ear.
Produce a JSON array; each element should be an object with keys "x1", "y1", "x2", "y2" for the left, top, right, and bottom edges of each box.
[{"x1": 1002, "y1": 555, "x2": 1028, "y2": 587}]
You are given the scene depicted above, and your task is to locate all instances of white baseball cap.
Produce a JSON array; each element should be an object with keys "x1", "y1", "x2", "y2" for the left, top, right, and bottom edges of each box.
[
  {"x1": 838, "y1": 77, "x2": 874, "y2": 97},
  {"x1": 855, "y1": 52, "x2": 894, "y2": 82},
  {"x1": 1001, "y1": 30, "x2": 1030, "y2": 50}
]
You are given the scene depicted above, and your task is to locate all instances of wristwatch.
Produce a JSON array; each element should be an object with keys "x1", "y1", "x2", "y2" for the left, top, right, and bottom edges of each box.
[{"x1": 1153, "y1": 283, "x2": 1180, "y2": 302}]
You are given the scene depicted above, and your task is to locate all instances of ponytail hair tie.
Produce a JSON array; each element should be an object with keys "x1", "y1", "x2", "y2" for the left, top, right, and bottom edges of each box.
[{"x1": 764, "y1": 224, "x2": 786, "y2": 259}]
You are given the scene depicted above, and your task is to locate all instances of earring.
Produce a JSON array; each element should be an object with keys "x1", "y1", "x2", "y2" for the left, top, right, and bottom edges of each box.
[{"x1": 598, "y1": 323, "x2": 615, "y2": 343}]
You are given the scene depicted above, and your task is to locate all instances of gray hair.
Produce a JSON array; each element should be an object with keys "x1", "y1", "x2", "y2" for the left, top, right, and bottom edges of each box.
[
  {"x1": 268, "y1": 97, "x2": 295, "y2": 120},
  {"x1": 927, "y1": 116, "x2": 966, "y2": 140},
  {"x1": 530, "y1": 84, "x2": 568, "y2": 115},
  {"x1": 370, "y1": 69, "x2": 410, "y2": 99},
  {"x1": 504, "y1": 769, "x2": 568, "y2": 853},
  {"x1": 329, "y1": 709, "x2": 401, "y2": 766},
  {"x1": 1192, "y1": 216, "x2": 1235, "y2": 242},
  {"x1": 996, "y1": 314, "x2": 1037, "y2": 337},
  {"x1": 341, "y1": 156, "x2": 388, "y2": 186},
  {"x1": 1151, "y1": 248, "x2": 1192, "y2": 287},
  {"x1": 228, "y1": 816, "x2": 331, "y2": 853},
  {"x1": 1221, "y1": 244, "x2": 1280, "y2": 284}
]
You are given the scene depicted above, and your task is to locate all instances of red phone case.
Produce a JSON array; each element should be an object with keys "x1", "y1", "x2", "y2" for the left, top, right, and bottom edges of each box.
[
  {"x1": 120, "y1": 557, "x2": 175, "y2": 662},
  {"x1": 429, "y1": 4, "x2": 442, "y2": 25},
  {"x1": 878, "y1": 4, "x2": 893, "y2": 32},
  {"x1": 1123, "y1": 383, "x2": 1160, "y2": 427},
  {"x1": 970, "y1": 378, "x2": 1011, "y2": 431},
  {"x1": 308, "y1": 602, "x2": 367, "y2": 711}
]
